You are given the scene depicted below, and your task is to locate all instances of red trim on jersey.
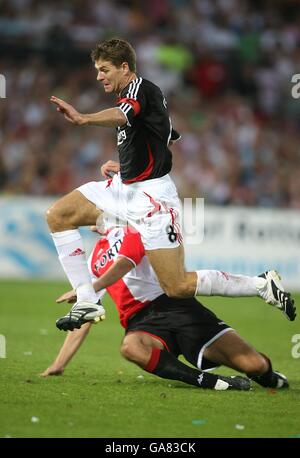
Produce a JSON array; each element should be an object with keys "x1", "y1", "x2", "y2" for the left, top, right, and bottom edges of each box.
[
  {"x1": 123, "y1": 143, "x2": 154, "y2": 184},
  {"x1": 90, "y1": 240, "x2": 103, "y2": 278},
  {"x1": 169, "y1": 207, "x2": 183, "y2": 244},
  {"x1": 108, "y1": 279, "x2": 151, "y2": 328},
  {"x1": 119, "y1": 231, "x2": 145, "y2": 265},
  {"x1": 221, "y1": 271, "x2": 229, "y2": 280},
  {"x1": 145, "y1": 347, "x2": 161, "y2": 372},
  {"x1": 143, "y1": 192, "x2": 161, "y2": 217},
  {"x1": 118, "y1": 97, "x2": 141, "y2": 116}
]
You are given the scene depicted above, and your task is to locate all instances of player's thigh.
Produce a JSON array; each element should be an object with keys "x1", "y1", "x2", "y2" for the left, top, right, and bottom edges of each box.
[
  {"x1": 146, "y1": 245, "x2": 196, "y2": 296},
  {"x1": 204, "y1": 330, "x2": 266, "y2": 373},
  {"x1": 172, "y1": 299, "x2": 232, "y2": 369},
  {"x1": 47, "y1": 189, "x2": 102, "y2": 230},
  {"x1": 78, "y1": 177, "x2": 128, "y2": 223}
]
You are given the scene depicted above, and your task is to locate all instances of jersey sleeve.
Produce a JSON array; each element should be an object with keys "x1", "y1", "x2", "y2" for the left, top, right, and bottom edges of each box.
[
  {"x1": 117, "y1": 77, "x2": 145, "y2": 126},
  {"x1": 117, "y1": 230, "x2": 145, "y2": 267}
]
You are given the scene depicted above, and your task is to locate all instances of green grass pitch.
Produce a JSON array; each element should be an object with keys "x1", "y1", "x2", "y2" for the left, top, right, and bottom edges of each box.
[{"x1": 0, "y1": 280, "x2": 299, "y2": 438}]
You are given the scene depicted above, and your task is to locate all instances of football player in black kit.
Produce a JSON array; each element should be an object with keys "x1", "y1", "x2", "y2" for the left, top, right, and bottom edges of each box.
[{"x1": 48, "y1": 38, "x2": 295, "y2": 331}]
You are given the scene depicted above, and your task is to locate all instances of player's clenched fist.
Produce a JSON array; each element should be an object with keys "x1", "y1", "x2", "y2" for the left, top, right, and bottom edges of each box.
[{"x1": 101, "y1": 160, "x2": 120, "y2": 179}]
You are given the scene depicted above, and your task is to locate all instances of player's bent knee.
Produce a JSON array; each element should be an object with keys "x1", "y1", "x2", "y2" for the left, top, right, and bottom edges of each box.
[
  {"x1": 240, "y1": 354, "x2": 269, "y2": 375},
  {"x1": 46, "y1": 205, "x2": 61, "y2": 231},
  {"x1": 249, "y1": 354, "x2": 269, "y2": 375},
  {"x1": 120, "y1": 342, "x2": 137, "y2": 361},
  {"x1": 120, "y1": 340, "x2": 150, "y2": 368},
  {"x1": 46, "y1": 200, "x2": 77, "y2": 232}
]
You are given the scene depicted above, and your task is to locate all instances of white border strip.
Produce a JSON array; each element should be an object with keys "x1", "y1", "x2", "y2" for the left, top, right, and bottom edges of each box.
[{"x1": 197, "y1": 327, "x2": 233, "y2": 370}]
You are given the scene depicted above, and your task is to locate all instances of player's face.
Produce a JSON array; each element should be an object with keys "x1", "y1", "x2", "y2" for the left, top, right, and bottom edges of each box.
[{"x1": 95, "y1": 60, "x2": 127, "y2": 94}]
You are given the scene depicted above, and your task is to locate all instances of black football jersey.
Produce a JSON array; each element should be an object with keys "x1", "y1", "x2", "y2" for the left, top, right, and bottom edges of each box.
[{"x1": 116, "y1": 78, "x2": 180, "y2": 183}]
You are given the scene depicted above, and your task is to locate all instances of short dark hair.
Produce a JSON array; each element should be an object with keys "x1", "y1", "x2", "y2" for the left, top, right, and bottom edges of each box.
[{"x1": 91, "y1": 38, "x2": 136, "y2": 72}]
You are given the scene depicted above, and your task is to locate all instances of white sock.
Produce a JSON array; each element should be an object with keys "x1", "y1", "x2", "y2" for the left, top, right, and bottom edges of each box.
[
  {"x1": 196, "y1": 270, "x2": 260, "y2": 297},
  {"x1": 51, "y1": 229, "x2": 98, "y2": 303}
]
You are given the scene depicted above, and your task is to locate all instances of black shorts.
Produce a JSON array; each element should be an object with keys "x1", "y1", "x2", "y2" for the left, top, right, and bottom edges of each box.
[{"x1": 126, "y1": 294, "x2": 233, "y2": 370}]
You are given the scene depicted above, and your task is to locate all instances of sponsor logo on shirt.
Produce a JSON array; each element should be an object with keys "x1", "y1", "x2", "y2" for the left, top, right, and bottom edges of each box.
[
  {"x1": 117, "y1": 128, "x2": 127, "y2": 145},
  {"x1": 94, "y1": 239, "x2": 122, "y2": 270}
]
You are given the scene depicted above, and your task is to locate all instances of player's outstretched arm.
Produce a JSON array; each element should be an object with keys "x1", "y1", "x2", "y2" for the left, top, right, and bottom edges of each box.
[
  {"x1": 56, "y1": 289, "x2": 77, "y2": 303},
  {"x1": 40, "y1": 323, "x2": 92, "y2": 376},
  {"x1": 56, "y1": 243, "x2": 134, "y2": 298},
  {"x1": 50, "y1": 96, "x2": 85, "y2": 125},
  {"x1": 50, "y1": 96, "x2": 126, "y2": 127},
  {"x1": 92, "y1": 257, "x2": 134, "y2": 292},
  {"x1": 55, "y1": 257, "x2": 133, "y2": 302}
]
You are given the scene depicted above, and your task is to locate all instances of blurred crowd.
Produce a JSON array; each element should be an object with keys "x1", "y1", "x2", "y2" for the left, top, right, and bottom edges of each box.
[{"x1": 1, "y1": 0, "x2": 300, "y2": 207}]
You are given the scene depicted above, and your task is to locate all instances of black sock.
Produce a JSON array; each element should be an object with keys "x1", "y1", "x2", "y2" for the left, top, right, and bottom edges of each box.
[
  {"x1": 145, "y1": 348, "x2": 218, "y2": 389},
  {"x1": 247, "y1": 355, "x2": 278, "y2": 388}
]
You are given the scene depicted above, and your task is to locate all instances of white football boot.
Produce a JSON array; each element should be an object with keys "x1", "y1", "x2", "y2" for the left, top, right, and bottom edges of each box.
[
  {"x1": 256, "y1": 270, "x2": 296, "y2": 321},
  {"x1": 56, "y1": 301, "x2": 105, "y2": 331},
  {"x1": 214, "y1": 375, "x2": 251, "y2": 391}
]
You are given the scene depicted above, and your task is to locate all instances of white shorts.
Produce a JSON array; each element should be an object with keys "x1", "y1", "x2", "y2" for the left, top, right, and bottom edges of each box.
[{"x1": 77, "y1": 173, "x2": 183, "y2": 250}]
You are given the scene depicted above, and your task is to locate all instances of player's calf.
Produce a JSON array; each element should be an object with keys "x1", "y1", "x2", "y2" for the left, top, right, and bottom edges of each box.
[
  {"x1": 143, "y1": 347, "x2": 251, "y2": 391},
  {"x1": 230, "y1": 353, "x2": 269, "y2": 376},
  {"x1": 247, "y1": 355, "x2": 289, "y2": 389}
]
